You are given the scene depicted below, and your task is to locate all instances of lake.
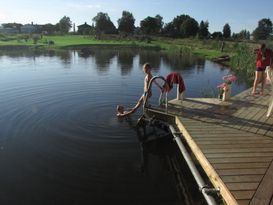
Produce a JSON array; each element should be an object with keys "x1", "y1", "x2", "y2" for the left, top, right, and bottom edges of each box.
[{"x1": 0, "y1": 48, "x2": 248, "y2": 205}]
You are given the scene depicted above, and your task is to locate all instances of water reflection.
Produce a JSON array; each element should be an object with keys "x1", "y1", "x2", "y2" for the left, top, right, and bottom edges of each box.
[
  {"x1": 117, "y1": 50, "x2": 135, "y2": 75},
  {"x1": 0, "y1": 48, "x2": 206, "y2": 77},
  {"x1": 161, "y1": 53, "x2": 205, "y2": 71},
  {"x1": 138, "y1": 50, "x2": 161, "y2": 73}
]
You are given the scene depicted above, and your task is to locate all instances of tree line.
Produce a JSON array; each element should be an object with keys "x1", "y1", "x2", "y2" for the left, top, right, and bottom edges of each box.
[{"x1": 1, "y1": 11, "x2": 272, "y2": 40}]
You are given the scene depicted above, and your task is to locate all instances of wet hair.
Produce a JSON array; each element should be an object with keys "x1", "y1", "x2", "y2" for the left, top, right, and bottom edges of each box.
[{"x1": 143, "y1": 63, "x2": 151, "y2": 70}]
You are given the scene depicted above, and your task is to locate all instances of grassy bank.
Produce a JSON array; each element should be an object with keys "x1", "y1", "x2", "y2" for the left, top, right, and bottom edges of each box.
[{"x1": 0, "y1": 34, "x2": 253, "y2": 59}]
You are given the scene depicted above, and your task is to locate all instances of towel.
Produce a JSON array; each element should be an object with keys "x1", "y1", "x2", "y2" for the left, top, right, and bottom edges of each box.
[{"x1": 165, "y1": 72, "x2": 185, "y2": 93}]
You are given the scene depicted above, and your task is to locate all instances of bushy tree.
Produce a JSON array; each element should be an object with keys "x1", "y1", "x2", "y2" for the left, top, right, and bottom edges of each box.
[
  {"x1": 223, "y1": 23, "x2": 231, "y2": 38},
  {"x1": 118, "y1": 11, "x2": 135, "y2": 34},
  {"x1": 162, "y1": 14, "x2": 199, "y2": 37},
  {"x1": 211, "y1": 32, "x2": 223, "y2": 39},
  {"x1": 36, "y1": 23, "x2": 56, "y2": 34},
  {"x1": 252, "y1": 18, "x2": 272, "y2": 40},
  {"x1": 198, "y1": 20, "x2": 209, "y2": 39},
  {"x1": 155, "y1": 15, "x2": 164, "y2": 33},
  {"x1": 180, "y1": 18, "x2": 199, "y2": 37},
  {"x1": 232, "y1": 29, "x2": 250, "y2": 40},
  {"x1": 140, "y1": 15, "x2": 163, "y2": 35},
  {"x1": 58, "y1": 16, "x2": 72, "y2": 34},
  {"x1": 93, "y1": 12, "x2": 117, "y2": 34}
]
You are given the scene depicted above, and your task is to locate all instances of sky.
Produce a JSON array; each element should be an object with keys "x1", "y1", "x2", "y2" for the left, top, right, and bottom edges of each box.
[{"x1": 0, "y1": 0, "x2": 273, "y2": 33}]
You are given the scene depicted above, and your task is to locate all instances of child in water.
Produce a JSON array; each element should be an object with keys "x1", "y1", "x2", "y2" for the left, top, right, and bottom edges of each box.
[{"x1": 117, "y1": 63, "x2": 161, "y2": 117}]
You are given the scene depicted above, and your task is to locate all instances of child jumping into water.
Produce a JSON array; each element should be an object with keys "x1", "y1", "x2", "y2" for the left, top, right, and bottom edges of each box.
[{"x1": 117, "y1": 63, "x2": 162, "y2": 117}]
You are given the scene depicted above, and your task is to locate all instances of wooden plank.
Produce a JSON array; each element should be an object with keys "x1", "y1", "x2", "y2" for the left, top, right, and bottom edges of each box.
[
  {"x1": 200, "y1": 143, "x2": 273, "y2": 149},
  {"x1": 237, "y1": 200, "x2": 251, "y2": 205},
  {"x1": 196, "y1": 139, "x2": 273, "y2": 145},
  {"x1": 221, "y1": 175, "x2": 263, "y2": 183},
  {"x1": 266, "y1": 128, "x2": 273, "y2": 138},
  {"x1": 238, "y1": 101, "x2": 268, "y2": 132},
  {"x1": 232, "y1": 190, "x2": 255, "y2": 200},
  {"x1": 226, "y1": 182, "x2": 259, "y2": 191},
  {"x1": 257, "y1": 116, "x2": 273, "y2": 136},
  {"x1": 202, "y1": 147, "x2": 273, "y2": 154},
  {"x1": 193, "y1": 136, "x2": 265, "y2": 140},
  {"x1": 189, "y1": 133, "x2": 260, "y2": 138},
  {"x1": 212, "y1": 162, "x2": 269, "y2": 169},
  {"x1": 216, "y1": 168, "x2": 266, "y2": 176},
  {"x1": 250, "y1": 160, "x2": 273, "y2": 205},
  {"x1": 175, "y1": 117, "x2": 239, "y2": 205},
  {"x1": 209, "y1": 157, "x2": 273, "y2": 163},
  {"x1": 248, "y1": 110, "x2": 273, "y2": 134},
  {"x1": 206, "y1": 152, "x2": 273, "y2": 158}
]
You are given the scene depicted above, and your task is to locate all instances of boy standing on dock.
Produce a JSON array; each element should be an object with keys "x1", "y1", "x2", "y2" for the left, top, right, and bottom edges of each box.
[{"x1": 117, "y1": 63, "x2": 162, "y2": 117}]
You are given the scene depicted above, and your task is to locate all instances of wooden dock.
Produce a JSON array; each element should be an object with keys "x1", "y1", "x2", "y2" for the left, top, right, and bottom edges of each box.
[{"x1": 148, "y1": 86, "x2": 273, "y2": 205}]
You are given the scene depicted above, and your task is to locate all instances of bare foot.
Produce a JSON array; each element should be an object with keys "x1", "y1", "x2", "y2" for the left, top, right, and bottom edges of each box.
[{"x1": 260, "y1": 91, "x2": 264, "y2": 96}]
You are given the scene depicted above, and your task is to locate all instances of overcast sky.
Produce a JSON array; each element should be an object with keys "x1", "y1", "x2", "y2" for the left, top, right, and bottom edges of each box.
[{"x1": 0, "y1": 0, "x2": 273, "y2": 33}]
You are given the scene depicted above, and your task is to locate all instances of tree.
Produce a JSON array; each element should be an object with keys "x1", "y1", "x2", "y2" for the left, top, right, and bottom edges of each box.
[
  {"x1": 162, "y1": 14, "x2": 199, "y2": 37},
  {"x1": 58, "y1": 16, "x2": 72, "y2": 34},
  {"x1": 252, "y1": 18, "x2": 273, "y2": 40},
  {"x1": 93, "y1": 12, "x2": 117, "y2": 34},
  {"x1": 117, "y1": 11, "x2": 135, "y2": 34},
  {"x1": 232, "y1": 29, "x2": 250, "y2": 40},
  {"x1": 211, "y1": 32, "x2": 223, "y2": 39},
  {"x1": 155, "y1": 15, "x2": 164, "y2": 33},
  {"x1": 140, "y1": 15, "x2": 163, "y2": 35},
  {"x1": 198, "y1": 20, "x2": 209, "y2": 39},
  {"x1": 41, "y1": 24, "x2": 56, "y2": 34},
  {"x1": 223, "y1": 23, "x2": 231, "y2": 38},
  {"x1": 180, "y1": 18, "x2": 199, "y2": 37}
]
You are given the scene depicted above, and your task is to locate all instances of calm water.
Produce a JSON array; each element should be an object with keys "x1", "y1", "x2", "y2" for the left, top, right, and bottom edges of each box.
[{"x1": 0, "y1": 48, "x2": 248, "y2": 205}]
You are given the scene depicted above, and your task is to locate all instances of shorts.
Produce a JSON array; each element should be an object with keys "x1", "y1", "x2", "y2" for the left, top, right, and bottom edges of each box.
[{"x1": 256, "y1": 67, "x2": 266, "y2": 72}]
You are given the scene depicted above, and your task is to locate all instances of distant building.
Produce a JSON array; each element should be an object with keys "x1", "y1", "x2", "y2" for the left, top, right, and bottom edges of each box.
[
  {"x1": 77, "y1": 22, "x2": 92, "y2": 35},
  {"x1": 0, "y1": 26, "x2": 19, "y2": 34},
  {"x1": 21, "y1": 23, "x2": 36, "y2": 34}
]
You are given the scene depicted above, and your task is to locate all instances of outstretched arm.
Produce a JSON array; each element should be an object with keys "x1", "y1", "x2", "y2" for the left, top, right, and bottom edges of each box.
[{"x1": 117, "y1": 95, "x2": 145, "y2": 117}]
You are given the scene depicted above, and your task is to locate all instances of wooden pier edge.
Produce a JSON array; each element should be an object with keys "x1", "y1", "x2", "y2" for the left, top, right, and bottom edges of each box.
[{"x1": 175, "y1": 116, "x2": 239, "y2": 205}]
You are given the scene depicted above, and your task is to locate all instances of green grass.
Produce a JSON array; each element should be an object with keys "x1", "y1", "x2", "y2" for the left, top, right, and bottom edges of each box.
[{"x1": 0, "y1": 34, "x2": 158, "y2": 49}]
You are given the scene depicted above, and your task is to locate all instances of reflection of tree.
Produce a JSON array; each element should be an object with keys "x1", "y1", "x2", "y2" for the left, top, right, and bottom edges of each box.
[
  {"x1": 138, "y1": 50, "x2": 161, "y2": 73},
  {"x1": 79, "y1": 47, "x2": 117, "y2": 73},
  {"x1": 58, "y1": 51, "x2": 71, "y2": 65},
  {"x1": 93, "y1": 49, "x2": 116, "y2": 73},
  {"x1": 117, "y1": 50, "x2": 135, "y2": 76},
  {"x1": 79, "y1": 48, "x2": 95, "y2": 58},
  {"x1": 195, "y1": 58, "x2": 206, "y2": 72},
  {"x1": 161, "y1": 52, "x2": 203, "y2": 71}
]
